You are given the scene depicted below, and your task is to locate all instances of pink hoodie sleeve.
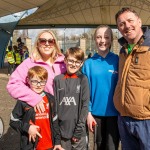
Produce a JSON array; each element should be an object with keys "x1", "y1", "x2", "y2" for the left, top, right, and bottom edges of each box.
[{"x1": 6, "y1": 59, "x2": 42, "y2": 106}]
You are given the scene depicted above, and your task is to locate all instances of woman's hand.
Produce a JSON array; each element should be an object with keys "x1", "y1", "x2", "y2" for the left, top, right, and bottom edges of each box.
[
  {"x1": 53, "y1": 145, "x2": 65, "y2": 150},
  {"x1": 87, "y1": 112, "x2": 97, "y2": 132},
  {"x1": 28, "y1": 125, "x2": 42, "y2": 142},
  {"x1": 34, "y1": 100, "x2": 45, "y2": 113}
]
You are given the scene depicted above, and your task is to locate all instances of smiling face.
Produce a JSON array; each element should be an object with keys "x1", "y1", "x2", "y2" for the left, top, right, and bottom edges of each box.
[
  {"x1": 27, "y1": 75, "x2": 46, "y2": 94},
  {"x1": 95, "y1": 27, "x2": 112, "y2": 57},
  {"x1": 37, "y1": 32, "x2": 56, "y2": 60},
  {"x1": 64, "y1": 55, "x2": 83, "y2": 75},
  {"x1": 117, "y1": 11, "x2": 143, "y2": 44}
]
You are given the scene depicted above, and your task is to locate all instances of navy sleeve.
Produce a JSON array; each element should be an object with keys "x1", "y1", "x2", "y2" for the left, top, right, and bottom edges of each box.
[{"x1": 9, "y1": 101, "x2": 30, "y2": 134}]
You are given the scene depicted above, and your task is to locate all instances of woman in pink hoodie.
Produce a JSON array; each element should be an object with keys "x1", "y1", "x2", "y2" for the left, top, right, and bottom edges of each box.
[{"x1": 7, "y1": 30, "x2": 66, "y2": 112}]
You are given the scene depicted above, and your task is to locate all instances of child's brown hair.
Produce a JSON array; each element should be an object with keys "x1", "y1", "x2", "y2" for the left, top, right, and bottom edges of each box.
[
  {"x1": 22, "y1": 46, "x2": 28, "y2": 51},
  {"x1": 65, "y1": 47, "x2": 84, "y2": 61},
  {"x1": 27, "y1": 66, "x2": 48, "y2": 80}
]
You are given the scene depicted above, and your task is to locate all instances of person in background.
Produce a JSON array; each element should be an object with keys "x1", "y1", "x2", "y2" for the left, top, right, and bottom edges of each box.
[
  {"x1": 54, "y1": 47, "x2": 90, "y2": 150},
  {"x1": 10, "y1": 66, "x2": 63, "y2": 150},
  {"x1": 17, "y1": 37, "x2": 24, "y2": 57},
  {"x1": 22, "y1": 45, "x2": 29, "y2": 61},
  {"x1": 13, "y1": 45, "x2": 18, "y2": 52},
  {"x1": 13, "y1": 45, "x2": 21, "y2": 69},
  {"x1": 61, "y1": 49, "x2": 64, "y2": 54},
  {"x1": 114, "y1": 7, "x2": 150, "y2": 150},
  {"x1": 82, "y1": 25, "x2": 120, "y2": 150},
  {"x1": 7, "y1": 30, "x2": 66, "y2": 113},
  {"x1": 6, "y1": 45, "x2": 15, "y2": 75},
  {"x1": 87, "y1": 52, "x2": 92, "y2": 58}
]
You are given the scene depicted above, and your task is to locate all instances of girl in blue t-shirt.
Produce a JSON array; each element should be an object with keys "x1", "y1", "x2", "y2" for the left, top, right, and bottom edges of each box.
[{"x1": 82, "y1": 25, "x2": 120, "y2": 150}]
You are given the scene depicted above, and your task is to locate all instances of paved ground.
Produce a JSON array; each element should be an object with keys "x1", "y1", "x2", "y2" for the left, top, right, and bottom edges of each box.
[
  {"x1": 0, "y1": 65, "x2": 121, "y2": 150},
  {"x1": 0, "y1": 66, "x2": 20, "y2": 150}
]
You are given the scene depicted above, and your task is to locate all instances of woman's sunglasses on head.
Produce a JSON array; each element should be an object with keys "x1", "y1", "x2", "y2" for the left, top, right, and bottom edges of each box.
[{"x1": 38, "y1": 38, "x2": 55, "y2": 45}]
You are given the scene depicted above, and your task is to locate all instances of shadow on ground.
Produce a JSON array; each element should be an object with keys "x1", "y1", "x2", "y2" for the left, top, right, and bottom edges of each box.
[
  {"x1": 0, "y1": 63, "x2": 8, "y2": 76},
  {"x1": 0, "y1": 66, "x2": 20, "y2": 150},
  {"x1": 0, "y1": 127, "x2": 20, "y2": 150}
]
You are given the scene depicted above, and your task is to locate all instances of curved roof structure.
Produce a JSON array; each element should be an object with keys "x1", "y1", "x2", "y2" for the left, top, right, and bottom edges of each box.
[
  {"x1": 1, "y1": 0, "x2": 150, "y2": 28},
  {"x1": 0, "y1": 0, "x2": 47, "y2": 17}
]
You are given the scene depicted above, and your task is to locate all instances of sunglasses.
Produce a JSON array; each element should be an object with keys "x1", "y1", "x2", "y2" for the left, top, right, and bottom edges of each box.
[{"x1": 38, "y1": 38, "x2": 55, "y2": 45}]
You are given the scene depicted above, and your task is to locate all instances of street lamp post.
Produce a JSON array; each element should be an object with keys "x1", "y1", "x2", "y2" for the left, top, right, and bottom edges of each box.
[
  {"x1": 64, "y1": 28, "x2": 66, "y2": 51},
  {"x1": 90, "y1": 34, "x2": 92, "y2": 51}
]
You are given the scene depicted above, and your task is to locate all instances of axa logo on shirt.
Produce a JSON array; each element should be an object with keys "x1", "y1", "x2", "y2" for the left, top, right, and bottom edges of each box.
[{"x1": 59, "y1": 97, "x2": 76, "y2": 105}]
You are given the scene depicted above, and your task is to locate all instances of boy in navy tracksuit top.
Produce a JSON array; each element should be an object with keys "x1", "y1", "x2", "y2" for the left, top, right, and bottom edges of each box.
[
  {"x1": 54, "y1": 47, "x2": 90, "y2": 150},
  {"x1": 9, "y1": 66, "x2": 62, "y2": 150}
]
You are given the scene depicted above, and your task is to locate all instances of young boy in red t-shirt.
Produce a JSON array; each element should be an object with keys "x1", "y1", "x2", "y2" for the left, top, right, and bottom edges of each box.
[{"x1": 10, "y1": 66, "x2": 63, "y2": 150}]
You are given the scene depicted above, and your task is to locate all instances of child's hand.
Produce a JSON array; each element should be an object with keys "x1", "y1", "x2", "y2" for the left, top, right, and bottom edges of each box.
[
  {"x1": 72, "y1": 137, "x2": 79, "y2": 142},
  {"x1": 53, "y1": 145, "x2": 65, "y2": 150},
  {"x1": 87, "y1": 112, "x2": 97, "y2": 132},
  {"x1": 34, "y1": 100, "x2": 45, "y2": 113},
  {"x1": 28, "y1": 124, "x2": 42, "y2": 142}
]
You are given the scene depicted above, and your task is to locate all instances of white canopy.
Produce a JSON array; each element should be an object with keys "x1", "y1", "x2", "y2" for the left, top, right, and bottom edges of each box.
[{"x1": 0, "y1": 0, "x2": 150, "y2": 28}]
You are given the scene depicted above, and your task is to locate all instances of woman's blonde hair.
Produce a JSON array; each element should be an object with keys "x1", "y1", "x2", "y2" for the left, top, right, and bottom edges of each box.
[{"x1": 31, "y1": 30, "x2": 61, "y2": 63}]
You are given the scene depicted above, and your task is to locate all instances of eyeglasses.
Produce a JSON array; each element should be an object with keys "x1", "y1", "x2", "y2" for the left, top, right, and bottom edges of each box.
[
  {"x1": 30, "y1": 80, "x2": 47, "y2": 86},
  {"x1": 38, "y1": 38, "x2": 55, "y2": 45},
  {"x1": 66, "y1": 59, "x2": 82, "y2": 67}
]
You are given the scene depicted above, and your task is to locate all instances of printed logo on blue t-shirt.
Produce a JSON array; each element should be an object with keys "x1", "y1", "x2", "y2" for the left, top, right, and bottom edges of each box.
[{"x1": 108, "y1": 70, "x2": 118, "y2": 74}]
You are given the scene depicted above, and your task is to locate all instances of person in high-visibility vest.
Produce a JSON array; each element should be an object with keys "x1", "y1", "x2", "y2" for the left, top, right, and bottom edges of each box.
[
  {"x1": 6, "y1": 45, "x2": 15, "y2": 75},
  {"x1": 13, "y1": 45, "x2": 22, "y2": 69}
]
